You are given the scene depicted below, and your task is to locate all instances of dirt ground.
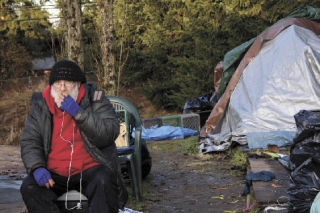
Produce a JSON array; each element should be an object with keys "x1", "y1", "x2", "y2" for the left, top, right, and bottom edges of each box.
[
  {"x1": 0, "y1": 146, "x2": 25, "y2": 176},
  {"x1": 0, "y1": 140, "x2": 247, "y2": 213},
  {"x1": 0, "y1": 145, "x2": 26, "y2": 213},
  {"x1": 138, "y1": 140, "x2": 246, "y2": 213}
]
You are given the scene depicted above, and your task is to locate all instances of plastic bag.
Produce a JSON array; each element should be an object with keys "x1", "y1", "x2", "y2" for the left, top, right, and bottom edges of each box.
[
  {"x1": 183, "y1": 92, "x2": 218, "y2": 114},
  {"x1": 288, "y1": 110, "x2": 320, "y2": 212},
  {"x1": 310, "y1": 191, "x2": 320, "y2": 213},
  {"x1": 287, "y1": 158, "x2": 320, "y2": 213},
  {"x1": 292, "y1": 110, "x2": 320, "y2": 144}
]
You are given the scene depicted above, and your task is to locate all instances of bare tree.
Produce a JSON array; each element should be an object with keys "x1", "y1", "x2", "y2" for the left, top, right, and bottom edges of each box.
[
  {"x1": 61, "y1": 0, "x2": 84, "y2": 70},
  {"x1": 97, "y1": 0, "x2": 116, "y2": 95},
  {"x1": 114, "y1": 0, "x2": 130, "y2": 96}
]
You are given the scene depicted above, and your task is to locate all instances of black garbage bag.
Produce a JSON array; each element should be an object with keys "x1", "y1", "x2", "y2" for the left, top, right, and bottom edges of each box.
[
  {"x1": 292, "y1": 110, "x2": 320, "y2": 144},
  {"x1": 287, "y1": 158, "x2": 320, "y2": 213},
  {"x1": 290, "y1": 140, "x2": 320, "y2": 170},
  {"x1": 288, "y1": 110, "x2": 320, "y2": 212},
  {"x1": 183, "y1": 92, "x2": 218, "y2": 114},
  {"x1": 290, "y1": 110, "x2": 320, "y2": 173}
]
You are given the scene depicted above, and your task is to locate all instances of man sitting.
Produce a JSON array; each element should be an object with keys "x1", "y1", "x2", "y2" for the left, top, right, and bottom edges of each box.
[{"x1": 20, "y1": 60, "x2": 128, "y2": 213}]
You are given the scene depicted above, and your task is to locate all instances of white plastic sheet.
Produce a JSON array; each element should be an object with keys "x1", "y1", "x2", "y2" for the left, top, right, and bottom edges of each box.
[{"x1": 119, "y1": 208, "x2": 142, "y2": 213}]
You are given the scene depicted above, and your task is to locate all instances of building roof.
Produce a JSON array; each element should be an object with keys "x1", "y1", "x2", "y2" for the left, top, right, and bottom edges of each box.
[{"x1": 32, "y1": 57, "x2": 55, "y2": 71}]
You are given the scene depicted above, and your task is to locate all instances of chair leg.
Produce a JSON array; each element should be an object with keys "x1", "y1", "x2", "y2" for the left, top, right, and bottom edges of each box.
[
  {"x1": 136, "y1": 152, "x2": 143, "y2": 201},
  {"x1": 129, "y1": 158, "x2": 142, "y2": 201}
]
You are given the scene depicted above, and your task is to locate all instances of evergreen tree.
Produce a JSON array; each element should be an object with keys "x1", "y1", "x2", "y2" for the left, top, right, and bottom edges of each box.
[
  {"x1": 18, "y1": 1, "x2": 52, "y2": 57},
  {"x1": 0, "y1": 0, "x2": 51, "y2": 79},
  {"x1": 0, "y1": 39, "x2": 31, "y2": 79}
]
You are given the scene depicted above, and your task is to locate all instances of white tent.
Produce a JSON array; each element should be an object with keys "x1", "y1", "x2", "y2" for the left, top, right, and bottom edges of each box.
[{"x1": 201, "y1": 24, "x2": 320, "y2": 152}]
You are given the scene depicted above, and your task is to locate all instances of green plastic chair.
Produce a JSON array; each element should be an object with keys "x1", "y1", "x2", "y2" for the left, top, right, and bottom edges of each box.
[{"x1": 108, "y1": 96, "x2": 143, "y2": 201}]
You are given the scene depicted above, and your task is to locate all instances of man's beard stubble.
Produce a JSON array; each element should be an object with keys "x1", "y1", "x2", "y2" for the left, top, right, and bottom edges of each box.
[{"x1": 51, "y1": 83, "x2": 79, "y2": 108}]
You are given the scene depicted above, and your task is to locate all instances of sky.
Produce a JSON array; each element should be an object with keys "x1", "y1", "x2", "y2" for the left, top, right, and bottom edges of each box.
[{"x1": 43, "y1": 0, "x2": 60, "y2": 26}]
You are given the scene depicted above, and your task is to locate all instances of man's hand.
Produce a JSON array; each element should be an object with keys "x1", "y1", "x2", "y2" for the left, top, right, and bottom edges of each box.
[
  {"x1": 33, "y1": 168, "x2": 55, "y2": 189},
  {"x1": 60, "y1": 96, "x2": 80, "y2": 117},
  {"x1": 46, "y1": 179, "x2": 55, "y2": 189},
  {"x1": 55, "y1": 92, "x2": 67, "y2": 108}
]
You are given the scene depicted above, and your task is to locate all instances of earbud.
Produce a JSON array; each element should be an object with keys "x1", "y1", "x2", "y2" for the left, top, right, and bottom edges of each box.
[{"x1": 76, "y1": 202, "x2": 82, "y2": 209}]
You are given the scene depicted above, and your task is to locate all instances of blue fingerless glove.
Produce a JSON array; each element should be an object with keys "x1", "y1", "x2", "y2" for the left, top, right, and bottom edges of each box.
[
  {"x1": 33, "y1": 168, "x2": 51, "y2": 186},
  {"x1": 60, "y1": 96, "x2": 80, "y2": 117}
]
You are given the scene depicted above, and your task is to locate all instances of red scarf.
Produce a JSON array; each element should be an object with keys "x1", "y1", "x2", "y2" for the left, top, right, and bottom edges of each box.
[{"x1": 42, "y1": 84, "x2": 100, "y2": 176}]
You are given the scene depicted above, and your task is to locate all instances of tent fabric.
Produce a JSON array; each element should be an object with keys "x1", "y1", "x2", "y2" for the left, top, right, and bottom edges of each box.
[
  {"x1": 206, "y1": 24, "x2": 320, "y2": 150},
  {"x1": 218, "y1": 6, "x2": 320, "y2": 98},
  {"x1": 213, "y1": 61, "x2": 224, "y2": 94},
  {"x1": 201, "y1": 5, "x2": 320, "y2": 139},
  {"x1": 286, "y1": 5, "x2": 320, "y2": 21},
  {"x1": 200, "y1": 17, "x2": 320, "y2": 138}
]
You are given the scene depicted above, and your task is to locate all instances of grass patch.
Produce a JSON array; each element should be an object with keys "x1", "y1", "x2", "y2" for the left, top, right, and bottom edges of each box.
[
  {"x1": 147, "y1": 136, "x2": 200, "y2": 156},
  {"x1": 181, "y1": 136, "x2": 199, "y2": 155},
  {"x1": 227, "y1": 146, "x2": 248, "y2": 176},
  {"x1": 125, "y1": 180, "x2": 150, "y2": 211},
  {"x1": 147, "y1": 139, "x2": 181, "y2": 152}
]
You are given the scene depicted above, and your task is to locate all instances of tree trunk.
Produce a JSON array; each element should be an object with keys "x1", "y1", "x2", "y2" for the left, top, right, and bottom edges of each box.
[
  {"x1": 61, "y1": 0, "x2": 84, "y2": 70},
  {"x1": 115, "y1": 0, "x2": 130, "y2": 96},
  {"x1": 97, "y1": 0, "x2": 116, "y2": 95}
]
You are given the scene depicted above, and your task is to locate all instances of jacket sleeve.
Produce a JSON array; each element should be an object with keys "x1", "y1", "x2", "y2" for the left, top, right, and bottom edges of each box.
[
  {"x1": 74, "y1": 96, "x2": 120, "y2": 149},
  {"x1": 20, "y1": 95, "x2": 47, "y2": 174}
]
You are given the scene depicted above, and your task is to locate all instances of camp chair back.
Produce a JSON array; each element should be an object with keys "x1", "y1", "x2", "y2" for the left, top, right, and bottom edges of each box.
[{"x1": 107, "y1": 96, "x2": 143, "y2": 201}]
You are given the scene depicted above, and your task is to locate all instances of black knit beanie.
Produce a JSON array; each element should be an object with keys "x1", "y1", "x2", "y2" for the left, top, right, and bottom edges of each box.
[{"x1": 49, "y1": 60, "x2": 86, "y2": 85}]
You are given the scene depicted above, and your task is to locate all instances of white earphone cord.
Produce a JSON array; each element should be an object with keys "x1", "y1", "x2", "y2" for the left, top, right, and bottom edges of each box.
[{"x1": 60, "y1": 112, "x2": 83, "y2": 210}]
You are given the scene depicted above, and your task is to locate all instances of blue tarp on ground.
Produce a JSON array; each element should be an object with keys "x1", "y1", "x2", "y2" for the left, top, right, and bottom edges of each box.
[{"x1": 133, "y1": 125, "x2": 198, "y2": 141}]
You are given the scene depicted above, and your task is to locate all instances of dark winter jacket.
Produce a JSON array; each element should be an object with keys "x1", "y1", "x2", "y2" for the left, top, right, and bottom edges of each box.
[{"x1": 19, "y1": 83, "x2": 128, "y2": 208}]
